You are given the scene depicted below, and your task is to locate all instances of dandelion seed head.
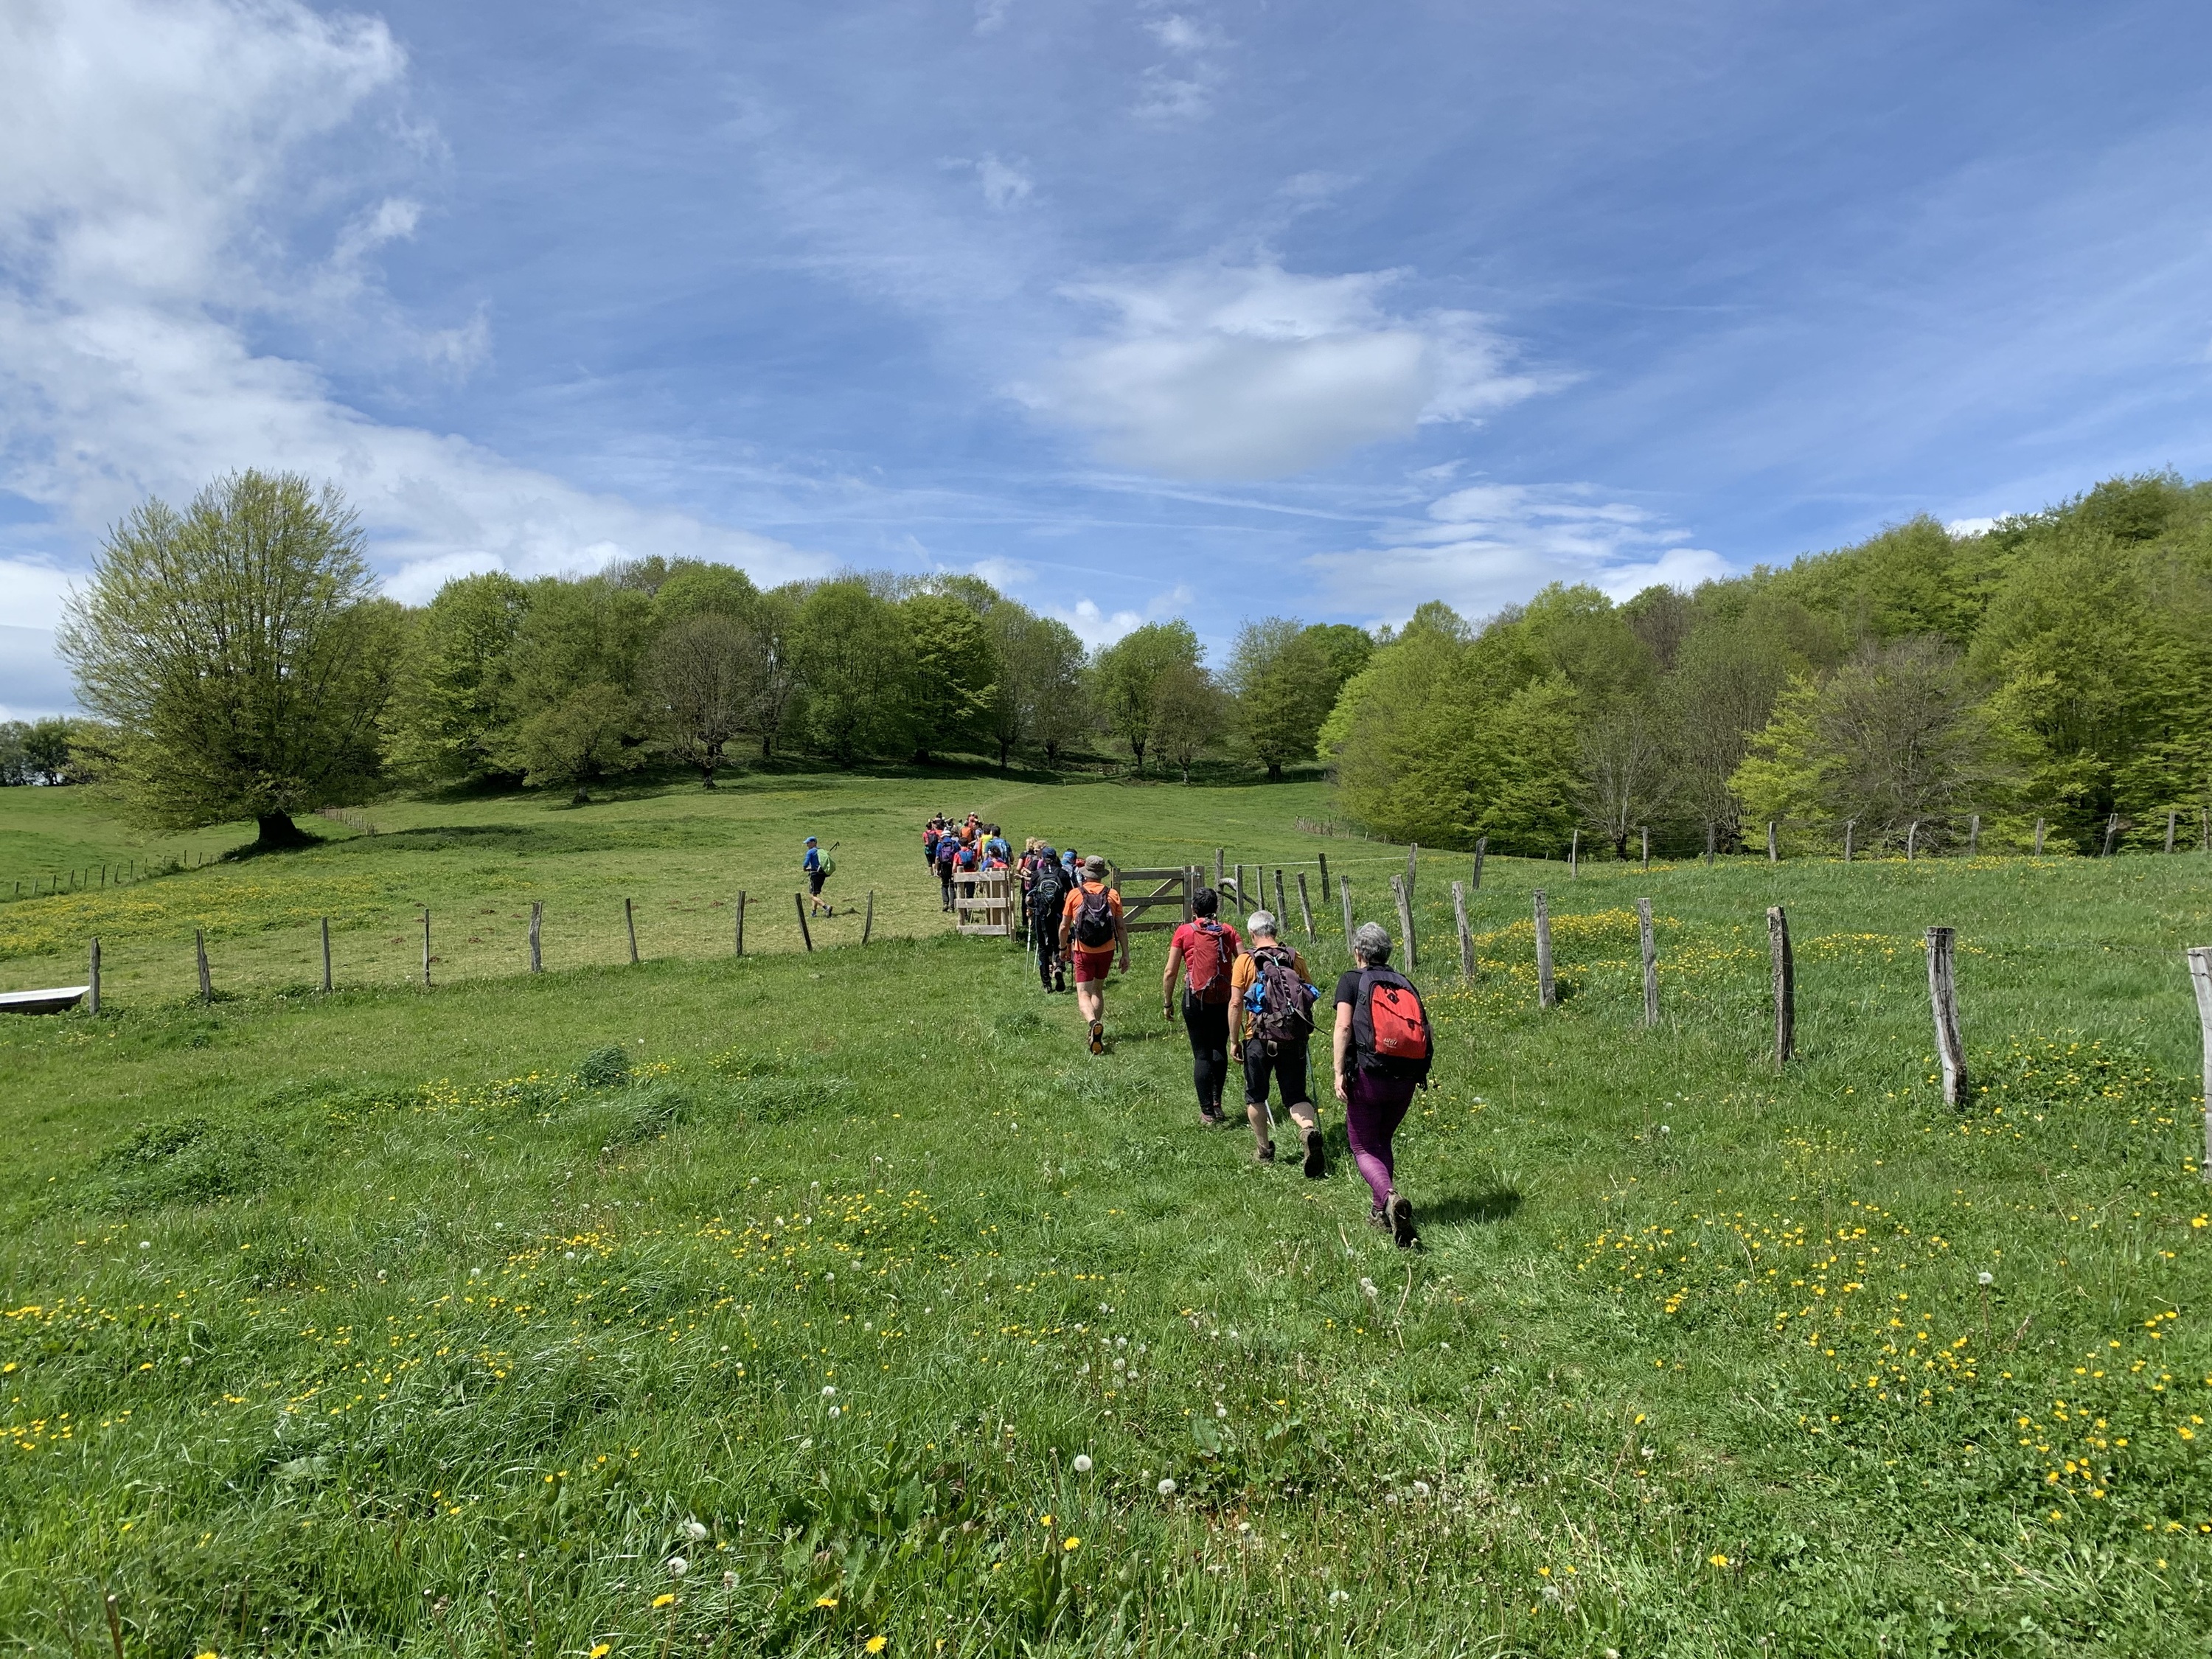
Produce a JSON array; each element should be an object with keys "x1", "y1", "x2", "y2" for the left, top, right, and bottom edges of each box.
[
  {"x1": 1157, "y1": 1478, "x2": 1176, "y2": 1495},
  {"x1": 1979, "y1": 1271, "x2": 1994, "y2": 1285},
  {"x1": 684, "y1": 1519, "x2": 709, "y2": 1541},
  {"x1": 1073, "y1": 1453, "x2": 1093, "y2": 1473}
]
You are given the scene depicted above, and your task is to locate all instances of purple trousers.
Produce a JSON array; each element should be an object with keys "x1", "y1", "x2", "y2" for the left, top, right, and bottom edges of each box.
[{"x1": 1343, "y1": 1070, "x2": 1419, "y2": 1209}]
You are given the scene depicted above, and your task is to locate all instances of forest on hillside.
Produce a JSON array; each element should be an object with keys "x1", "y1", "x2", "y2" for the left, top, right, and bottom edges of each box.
[{"x1": 22, "y1": 471, "x2": 2211, "y2": 860}]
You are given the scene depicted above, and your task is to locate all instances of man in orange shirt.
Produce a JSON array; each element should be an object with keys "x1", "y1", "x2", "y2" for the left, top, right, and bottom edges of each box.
[{"x1": 1058, "y1": 855, "x2": 1127, "y2": 1054}]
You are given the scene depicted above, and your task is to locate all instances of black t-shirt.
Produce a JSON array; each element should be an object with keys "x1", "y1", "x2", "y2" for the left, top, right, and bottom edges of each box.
[{"x1": 1335, "y1": 970, "x2": 1366, "y2": 1008}]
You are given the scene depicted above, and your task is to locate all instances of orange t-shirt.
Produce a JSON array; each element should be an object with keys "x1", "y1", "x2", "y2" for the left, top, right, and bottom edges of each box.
[{"x1": 1060, "y1": 881, "x2": 1123, "y2": 955}]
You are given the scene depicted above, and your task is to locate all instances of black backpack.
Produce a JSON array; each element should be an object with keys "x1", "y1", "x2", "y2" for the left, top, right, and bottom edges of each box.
[
  {"x1": 1245, "y1": 945, "x2": 1317, "y2": 1045},
  {"x1": 1032, "y1": 860, "x2": 1070, "y2": 916},
  {"x1": 1071, "y1": 885, "x2": 1117, "y2": 947}
]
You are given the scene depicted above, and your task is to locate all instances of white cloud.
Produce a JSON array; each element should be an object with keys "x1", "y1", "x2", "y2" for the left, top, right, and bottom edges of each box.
[
  {"x1": 974, "y1": 0, "x2": 1015, "y2": 35},
  {"x1": 0, "y1": 558, "x2": 78, "y2": 630},
  {"x1": 1046, "y1": 597, "x2": 1147, "y2": 649},
  {"x1": 1945, "y1": 515, "x2": 1997, "y2": 538},
  {"x1": 1029, "y1": 260, "x2": 1545, "y2": 479},
  {"x1": 1307, "y1": 481, "x2": 1728, "y2": 625},
  {"x1": 975, "y1": 155, "x2": 1034, "y2": 210},
  {"x1": 0, "y1": 625, "x2": 74, "y2": 720},
  {"x1": 0, "y1": 0, "x2": 820, "y2": 611},
  {"x1": 1134, "y1": 8, "x2": 1224, "y2": 122}
]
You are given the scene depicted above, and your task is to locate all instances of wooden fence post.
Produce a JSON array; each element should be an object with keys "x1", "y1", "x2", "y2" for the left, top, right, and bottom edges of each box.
[
  {"x1": 1295, "y1": 872, "x2": 1315, "y2": 940},
  {"x1": 1274, "y1": 868, "x2": 1288, "y2": 926},
  {"x1": 2104, "y1": 813, "x2": 2121, "y2": 857},
  {"x1": 2186, "y1": 947, "x2": 2212, "y2": 1183},
  {"x1": 1472, "y1": 836, "x2": 1487, "y2": 891},
  {"x1": 1316, "y1": 852, "x2": 1330, "y2": 904},
  {"x1": 196, "y1": 928, "x2": 211, "y2": 1004},
  {"x1": 735, "y1": 891, "x2": 746, "y2": 956},
  {"x1": 1704, "y1": 823, "x2": 1715, "y2": 866},
  {"x1": 1452, "y1": 880, "x2": 1472, "y2": 979},
  {"x1": 422, "y1": 909, "x2": 432, "y2": 988},
  {"x1": 1844, "y1": 819, "x2": 1855, "y2": 862},
  {"x1": 1906, "y1": 821, "x2": 1919, "y2": 860},
  {"x1": 1927, "y1": 926, "x2": 1966, "y2": 1106},
  {"x1": 1215, "y1": 849, "x2": 1225, "y2": 895},
  {"x1": 1407, "y1": 844, "x2": 1419, "y2": 906},
  {"x1": 2034, "y1": 817, "x2": 2045, "y2": 857},
  {"x1": 1570, "y1": 828, "x2": 1579, "y2": 878},
  {"x1": 1767, "y1": 821, "x2": 1778, "y2": 863},
  {"x1": 1533, "y1": 890, "x2": 1554, "y2": 1009},
  {"x1": 1339, "y1": 876, "x2": 1355, "y2": 952},
  {"x1": 863, "y1": 889, "x2": 875, "y2": 945},
  {"x1": 1234, "y1": 863, "x2": 1247, "y2": 915},
  {"x1": 88, "y1": 938, "x2": 100, "y2": 1015},
  {"x1": 1969, "y1": 814, "x2": 1982, "y2": 855},
  {"x1": 794, "y1": 893, "x2": 814, "y2": 953},
  {"x1": 625, "y1": 897, "x2": 639, "y2": 964},
  {"x1": 1637, "y1": 897, "x2": 1658, "y2": 1027},
  {"x1": 1641, "y1": 826, "x2": 1649, "y2": 870},
  {"x1": 2166, "y1": 810, "x2": 2178, "y2": 854},
  {"x1": 322, "y1": 916, "x2": 335, "y2": 990},
  {"x1": 1768, "y1": 905, "x2": 1794, "y2": 1064},
  {"x1": 1391, "y1": 874, "x2": 1418, "y2": 973}
]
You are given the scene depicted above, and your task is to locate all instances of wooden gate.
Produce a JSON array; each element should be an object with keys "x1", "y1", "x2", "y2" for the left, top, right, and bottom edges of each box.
[
  {"x1": 1110, "y1": 865, "x2": 1195, "y2": 934},
  {"x1": 953, "y1": 870, "x2": 1012, "y2": 936}
]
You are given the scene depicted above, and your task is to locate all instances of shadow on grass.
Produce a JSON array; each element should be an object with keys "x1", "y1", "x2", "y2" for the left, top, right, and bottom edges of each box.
[{"x1": 1419, "y1": 1188, "x2": 1523, "y2": 1227}]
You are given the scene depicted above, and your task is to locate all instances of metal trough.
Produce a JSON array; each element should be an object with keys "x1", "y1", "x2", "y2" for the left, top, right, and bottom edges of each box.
[{"x1": 0, "y1": 985, "x2": 89, "y2": 1015}]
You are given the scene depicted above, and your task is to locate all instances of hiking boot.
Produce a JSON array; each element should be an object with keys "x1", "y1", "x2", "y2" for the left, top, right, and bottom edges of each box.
[
  {"x1": 1088, "y1": 1019, "x2": 1105, "y2": 1055},
  {"x1": 1389, "y1": 1194, "x2": 1419, "y2": 1250},
  {"x1": 1253, "y1": 1141, "x2": 1276, "y2": 1164},
  {"x1": 1200, "y1": 1107, "x2": 1227, "y2": 1127},
  {"x1": 1300, "y1": 1126, "x2": 1326, "y2": 1179},
  {"x1": 1366, "y1": 1206, "x2": 1391, "y2": 1231}
]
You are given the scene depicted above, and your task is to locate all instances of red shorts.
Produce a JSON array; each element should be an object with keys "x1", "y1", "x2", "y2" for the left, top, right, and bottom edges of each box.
[{"x1": 1071, "y1": 948, "x2": 1115, "y2": 984}]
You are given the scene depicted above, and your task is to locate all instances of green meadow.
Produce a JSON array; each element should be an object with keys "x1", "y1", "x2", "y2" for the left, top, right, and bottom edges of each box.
[{"x1": 3, "y1": 773, "x2": 2211, "y2": 1656}]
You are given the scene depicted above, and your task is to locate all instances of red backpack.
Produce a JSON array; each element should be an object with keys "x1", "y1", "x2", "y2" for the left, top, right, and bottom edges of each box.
[
  {"x1": 1180, "y1": 921, "x2": 1236, "y2": 1004},
  {"x1": 1352, "y1": 967, "x2": 1433, "y2": 1082}
]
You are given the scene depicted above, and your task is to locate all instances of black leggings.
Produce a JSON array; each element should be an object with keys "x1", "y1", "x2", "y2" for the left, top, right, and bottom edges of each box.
[
  {"x1": 1182, "y1": 996, "x2": 1231, "y2": 1111},
  {"x1": 1243, "y1": 1035, "x2": 1312, "y2": 1110}
]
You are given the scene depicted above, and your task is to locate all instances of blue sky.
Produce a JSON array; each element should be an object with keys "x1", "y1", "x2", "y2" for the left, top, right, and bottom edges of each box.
[{"x1": 4, "y1": 0, "x2": 2210, "y2": 715}]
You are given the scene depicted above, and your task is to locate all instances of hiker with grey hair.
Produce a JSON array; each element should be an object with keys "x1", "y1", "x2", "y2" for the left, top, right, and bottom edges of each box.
[
  {"x1": 1333, "y1": 921, "x2": 1435, "y2": 1248},
  {"x1": 1228, "y1": 910, "x2": 1324, "y2": 1173}
]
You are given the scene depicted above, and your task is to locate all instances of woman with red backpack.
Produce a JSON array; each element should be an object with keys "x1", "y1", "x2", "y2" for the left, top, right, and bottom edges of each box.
[
  {"x1": 1332, "y1": 921, "x2": 1434, "y2": 1248},
  {"x1": 1161, "y1": 886, "x2": 1242, "y2": 1126}
]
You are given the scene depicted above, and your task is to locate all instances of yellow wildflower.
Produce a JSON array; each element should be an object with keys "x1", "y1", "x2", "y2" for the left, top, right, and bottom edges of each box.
[
  {"x1": 866, "y1": 1640, "x2": 888, "y2": 1655},
  {"x1": 1063, "y1": 1536, "x2": 1080, "y2": 1551},
  {"x1": 653, "y1": 1593, "x2": 675, "y2": 1608}
]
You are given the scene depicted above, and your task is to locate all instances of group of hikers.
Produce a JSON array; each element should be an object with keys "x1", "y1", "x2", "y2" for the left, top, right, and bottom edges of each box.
[
  {"x1": 922, "y1": 814, "x2": 1015, "y2": 912},
  {"x1": 915, "y1": 817, "x2": 1433, "y2": 1249}
]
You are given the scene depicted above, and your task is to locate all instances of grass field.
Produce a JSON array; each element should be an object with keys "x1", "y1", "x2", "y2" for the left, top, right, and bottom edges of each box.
[{"x1": 4, "y1": 773, "x2": 2212, "y2": 1656}]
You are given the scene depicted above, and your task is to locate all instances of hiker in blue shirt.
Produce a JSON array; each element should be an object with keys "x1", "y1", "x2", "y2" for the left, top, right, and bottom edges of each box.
[{"x1": 804, "y1": 835, "x2": 834, "y2": 918}]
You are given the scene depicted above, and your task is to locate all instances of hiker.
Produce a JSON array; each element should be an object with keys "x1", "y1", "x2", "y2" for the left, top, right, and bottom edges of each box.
[
  {"x1": 1162, "y1": 886, "x2": 1240, "y2": 1126},
  {"x1": 933, "y1": 829, "x2": 959, "y2": 912},
  {"x1": 1057, "y1": 855, "x2": 1126, "y2": 1053},
  {"x1": 1333, "y1": 922, "x2": 1435, "y2": 1249},
  {"x1": 1029, "y1": 844, "x2": 1071, "y2": 992},
  {"x1": 923, "y1": 815, "x2": 945, "y2": 872},
  {"x1": 804, "y1": 836, "x2": 834, "y2": 917},
  {"x1": 1230, "y1": 911, "x2": 1324, "y2": 1174}
]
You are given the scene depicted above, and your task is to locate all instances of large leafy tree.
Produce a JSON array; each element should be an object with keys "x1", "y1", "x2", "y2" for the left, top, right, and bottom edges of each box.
[
  {"x1": 1091, "y1": 621, "x2": 1201, "y2": 774},
  {"x1": 383, "y1": 571, "x2": 532, "y2": 785},
  {"x1": 901, "y1": 591, "x2": 998, "y2": 762},
  {"x1": 644, "y1": 614, "x2": 754, "y2": 785},
  {"x1": 1150, "y1": 661, "x2": 1228, "y2": 782},
  {"x1": 58, "y1": 470, "x2": 400, "y2": 847},
  {"x1": 1227, "y1": 617, "x2": 1339, "y2": 781},
  {"x1": 794, "y1": 580, "x2": 914, "y2": 765}
]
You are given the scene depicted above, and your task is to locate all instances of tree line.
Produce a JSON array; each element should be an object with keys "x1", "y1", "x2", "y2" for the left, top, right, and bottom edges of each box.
[
  {"x1": 32, "y1": 467, "x2": 2212, "y2": 858},
  {"x1": 1328, "y1": 472, "x2": 2212, "y2": 858}
]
